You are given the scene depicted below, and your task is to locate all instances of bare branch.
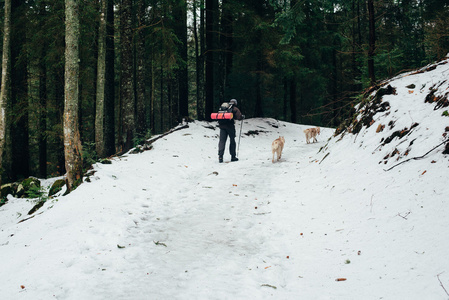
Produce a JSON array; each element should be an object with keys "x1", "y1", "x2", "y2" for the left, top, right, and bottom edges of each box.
[{"x1": 437, "y1": 272, "x2": 449, "y2": 297}]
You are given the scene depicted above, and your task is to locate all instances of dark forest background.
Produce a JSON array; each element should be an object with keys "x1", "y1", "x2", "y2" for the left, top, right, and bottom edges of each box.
[{"x1": 1, "y1": 0, "x2": 448, "y2": 183}]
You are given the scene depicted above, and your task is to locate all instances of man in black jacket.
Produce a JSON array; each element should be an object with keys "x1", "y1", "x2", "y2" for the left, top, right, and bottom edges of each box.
[{"x1": 218, "y1": 99, "x2": 244, "y2": 163}]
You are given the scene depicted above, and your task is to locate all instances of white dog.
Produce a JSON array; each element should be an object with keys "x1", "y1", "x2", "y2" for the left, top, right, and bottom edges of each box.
[
  {"x1": 303, "y1": 127, "x2": 320, "y2": 144},
  {"x1": 271, "y1": 136, "x2": 285, "y2": 163}
]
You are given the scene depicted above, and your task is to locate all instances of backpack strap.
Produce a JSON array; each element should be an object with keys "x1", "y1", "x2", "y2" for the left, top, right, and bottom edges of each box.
[{"x1": 219, "y1": 103, "x2": 233, "y2": 119}]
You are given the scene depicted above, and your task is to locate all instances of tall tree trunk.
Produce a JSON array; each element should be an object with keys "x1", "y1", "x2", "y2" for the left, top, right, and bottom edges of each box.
[
  {"x1": 104, "y1": 0, "x2": 115, "y2": 156},
  {"x1": 205, "y1": 0, "x2": 216, "y2": 120},
  {"x1": 217, "y1": 3, "x2": 225, "y2": 104},
  {"x1": 254, "y1": 30, "x2": 263, "y2": 117},
  {"x1": 220, "y1": 0, "x2": 233, "y2": 101},
  {"x1": 136, "y1": 0, "x2": 147, "y2": 135},
  {"x1": 254, "y1": 56, "x2": 263, "y2": 117},
  {"x1": 49, "y1": 1, "x2": 66, "y2": 177},
  {"x1": 331, "y1": 46, "x2": 338, "y2": 127},
  {"x1": 120, "y1": 0, "x2": 135, "y2": 152},
  {"x1": 36, "y1": 1, "x2": 48, "y2": 179},
  {"x1": 57, "y1": 74, "x2": 66, "y2": 176},
  {"x1": 289, "y1": 0, "x2": 297, "y2": 123},
  {"x1": 367, "y1": 0, "x2": 376, "y2": 85},
  {"x1": 283, "y1": 77, "x2": 288, "y2": 121},
  {"x1": 0, "y1": 0, "x2": 11, "y2": 192},
  {"x1": 160, "y1": 61, "x2": 164, "y2": 131},
  {"x1": 168, "y1": 76, "x2": 173, "y2": 127},
  {"x1": 11, "y1": 0, "x2": 29, "y2": 181},
  {"x1": 193, "y1": 0, "x2": 202, "y2": 120},
  {"x1": 64, "y1": 0, "x2": 83, "y2": 191},
  {"x1": 175, "y1": 0, "x2": 189, "y2": 121},
  {"x1": 38, "y1": 64, "x2": 48, "y2": 179},
  {"x1": 150, "y1": 49, "x2": 155, "y2": 132},
  {"x1": 96, "y1": 0, "x2": 107, "y2": 158},
  {"x1": 200, "y1": 0, "x2": 205, "y2": 119},
  {"x1": 351, "y1": 0, "x2": 359, "y2": 92},
  {"x1": 38, "y1": 13, "x2": 48, "y2": 179},
  {"x1": 290, "y1": 77, "x2": 297, "y2": 123}
]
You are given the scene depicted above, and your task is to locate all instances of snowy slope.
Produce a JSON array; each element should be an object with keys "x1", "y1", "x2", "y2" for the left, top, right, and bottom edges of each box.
[{"x1": 1, "y1": 56, "x2": 449, "y2": 300}]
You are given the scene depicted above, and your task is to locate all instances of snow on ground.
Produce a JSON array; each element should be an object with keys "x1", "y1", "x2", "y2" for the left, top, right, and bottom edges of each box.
[{"x1": 1, "y1": 57, "x2": 449, "y2": 300}]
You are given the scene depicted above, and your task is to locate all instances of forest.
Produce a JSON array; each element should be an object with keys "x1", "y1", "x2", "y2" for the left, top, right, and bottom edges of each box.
[{"x1": 0, "y1": 0, "x2": 448, "y2": 189}]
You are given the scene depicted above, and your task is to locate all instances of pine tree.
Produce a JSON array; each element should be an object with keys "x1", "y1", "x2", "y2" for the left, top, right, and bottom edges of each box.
[
  {"x1": 104, "y1": 0, "x2": 115, "y2": 156},
  {"x1": 205, "y1": 0, "x2": 217, "y2": 120},
  {"x1": 367, "y1": 0, "x2": 376, "y2": 85},
  {"x1": 95, "y1": 0, "x2": 107, "y2": 158},
  {"x1": 64, "y1": 0, "x2": 83, "y2": 191},
  {"x1": 119, "y1": 0, "x2": 135, "y2": 153},
  {"x1": 174, "y1": 0, "x2": 189, "y2": 121},
  {"x1": 38, "y1": 2, "x2": 48, "y2": 178},
  {"x1": 0, "y1": 0, "x2": 11, "y2": 194},
  {"x1": 135, "y1": 0, "x2": 147, "y2": 136}
]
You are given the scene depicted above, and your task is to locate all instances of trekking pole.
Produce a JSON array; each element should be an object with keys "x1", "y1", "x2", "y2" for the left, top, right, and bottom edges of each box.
[{"x1": 237, "y1": 119, "x2": 243, "y2": 157}]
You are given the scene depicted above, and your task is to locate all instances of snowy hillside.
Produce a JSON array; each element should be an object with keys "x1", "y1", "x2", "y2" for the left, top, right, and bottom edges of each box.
[{"x1": 1, "y1": 56, "x2": 449, "y2": 300}]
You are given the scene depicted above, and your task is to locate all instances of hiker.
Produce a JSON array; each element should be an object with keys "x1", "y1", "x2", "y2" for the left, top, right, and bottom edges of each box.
[{"x1": 218, "y1": 99, "x2": 244, "y2": 163}]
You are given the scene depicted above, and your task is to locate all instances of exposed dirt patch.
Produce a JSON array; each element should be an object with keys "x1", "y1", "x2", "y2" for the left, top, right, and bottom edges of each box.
[
  {"x1": 338, "y1": 85, "x2": 395, "y2": 135},
  {"x1": 424, "y1": 84, "x2": 449, "y2": 110},
  {"x1": 382, "y1": 123, "x2": 419, "y2": 145},
  {"x1": 245, "y1": 130, "x2": 268, "y2": 136}
]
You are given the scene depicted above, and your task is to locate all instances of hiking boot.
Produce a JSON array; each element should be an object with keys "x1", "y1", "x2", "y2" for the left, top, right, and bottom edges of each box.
[
  {"x1": 219, "y1": 156, "x2": 223, "y2": 163},
  {"x1": 231, "y1": 157, "x2": 239, "y2": 162}
]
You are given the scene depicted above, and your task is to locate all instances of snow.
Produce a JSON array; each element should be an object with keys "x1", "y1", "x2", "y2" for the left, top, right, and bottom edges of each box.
[{"x1": 1, "y1": 57, "x2": 449, "y2": 299}]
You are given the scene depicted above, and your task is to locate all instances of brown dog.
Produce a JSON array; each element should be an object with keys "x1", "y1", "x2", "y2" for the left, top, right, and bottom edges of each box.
[
  {"x1": 303, "y1": 127, "x2": 320, "y2": 144},
  {"x1": 271, "y1": 136, "x2": 285, "y2": 163}
]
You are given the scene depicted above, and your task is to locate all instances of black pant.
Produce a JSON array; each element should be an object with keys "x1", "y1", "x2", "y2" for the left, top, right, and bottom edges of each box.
[{"x1": 218, "y1": 127, "x2": 236, "y2": 157}]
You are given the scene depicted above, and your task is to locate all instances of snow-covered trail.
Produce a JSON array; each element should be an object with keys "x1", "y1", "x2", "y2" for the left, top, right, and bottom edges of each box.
[
  {"x1": 0, "y1": 119, "x2": 329, "y2": 299},
  {"x1": 99, "y1": 119, "x2": 332, "y2": 299},
  {"x1": 1, "y1": 118, "x2": 448, "y2": 300}
]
